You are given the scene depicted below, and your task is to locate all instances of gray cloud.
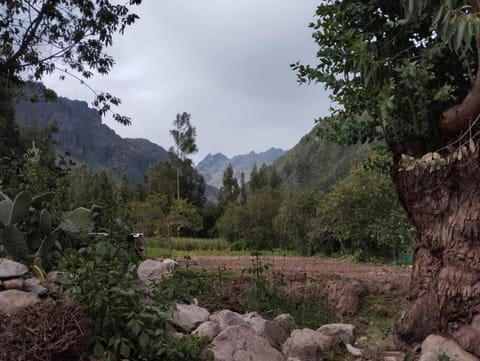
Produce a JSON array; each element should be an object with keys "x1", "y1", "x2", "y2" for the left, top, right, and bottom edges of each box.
[{"x1": 43, "y1": 0, "x2": 331, "y2": 163}]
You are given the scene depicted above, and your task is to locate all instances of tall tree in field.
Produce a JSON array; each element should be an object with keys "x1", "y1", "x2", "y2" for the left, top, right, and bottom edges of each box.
[
  {"x1": 220, "y1": 164, "x2": 239, "y2": 206},
  {"x1": 296, "y1": 0, "x2": 480, "y2": 350},
  {"x1": 169, "y1": 112, "x2": 198, "y2": 200}
]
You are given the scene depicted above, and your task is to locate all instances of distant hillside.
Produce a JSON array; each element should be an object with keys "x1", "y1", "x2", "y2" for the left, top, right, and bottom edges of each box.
[
  {"x1": 197, "y1": 148, "x2": 286, "y2": 188},
  {"x1": 272, "y1": 126, "x2": 370, "y2": 192},
  {"x1": 14, "y1": 84, "x2": 169, "y2": 184}
]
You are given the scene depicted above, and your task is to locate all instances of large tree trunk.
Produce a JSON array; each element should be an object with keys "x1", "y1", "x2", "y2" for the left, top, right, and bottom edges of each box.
[{"x1": 390, "y1": 153, "x2": 480, "y2": 350}]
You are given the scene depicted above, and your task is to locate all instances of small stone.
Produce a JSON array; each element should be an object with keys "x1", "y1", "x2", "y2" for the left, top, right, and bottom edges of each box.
[
  {"x1": 137, "y1": 259, "x2": 172, "y2": 284},
  {"x1": 282, "y1": 328, "x2": 335, "y2": 361},
  {"x1": 0, "y1": 258, "x2": 28, "y2": 279},
  {"x1": 24, "y1": 277, "x2": 48, "y2": 296},
  {"x1": 243, "y1": 311, "x2": 262, "y2": 320},
  {"x1": 171, "y1": 303, "x2": 210, "y2": 331},
  {"x1": 46, "y1": 271, "x2": 65, "y2": 285},
  {"x1": 345, "y1": 343, "x2": 362, "y2": 357},
  {"x1": 192, "y1": 321, "x2": 221, "y2": 341},
  {"x1": 317, "y1": 323, "x2": 356, "y2": 345},
  {"x1": 274, "y1": 313, "x2": 296, "y2": 333},
  {"x1": 209, "y1": 309, "x2": 244, "y2": 330},
  {"x1": 3, "y1": 277, "x2": 24, "y2": 290},
  {"x1": 0, "y1": 289, "x2": 39, "y2": 315}
]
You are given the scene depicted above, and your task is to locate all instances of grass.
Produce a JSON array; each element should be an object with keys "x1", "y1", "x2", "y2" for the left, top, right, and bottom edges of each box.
[{"x1": 145, "y1": 237, "x2": 298, "y2": 258}]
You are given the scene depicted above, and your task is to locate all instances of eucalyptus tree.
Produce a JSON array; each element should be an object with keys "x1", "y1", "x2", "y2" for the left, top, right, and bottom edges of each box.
[
  {"x1": 169, "y1": 112, "x2": 198, "y2": 200},
  {"x1": 295, "y1": 0, "x2": 480, "y2": 348}
]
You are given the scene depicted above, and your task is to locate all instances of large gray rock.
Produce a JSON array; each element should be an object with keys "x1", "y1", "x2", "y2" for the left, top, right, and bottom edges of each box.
[
  {"x1": 137, "y1": 259, "x2": 173, "y2": 284},
  {"x1": 211, "y1": 325, "x2": 284, "y2": 361},
  {"x1": 171, "y1": 303, "x2": 210, "y2": 331},
  {"x1": 209, "y1": 309, "x2": 244, "y2": 330},
  {"x1": 3, "y1": 277, "x2": 24, "y2": 290},
  {"x1": 24, "y1": 277, "x2": 48, "y2": 296},
  {"x1": 420, "y1": 334, "x2": 479, "y2": 361},
  {"x1": 282, "y1": 328, "x2": 334, "y2": 361},
  {"x1": 244, "y1": 315, "x2": 288, "y2": 349},
  {"x1": 322, "y1": 279, "x2": 365, "y2": 316},
  {"x1": 0, "y1": 289, "x2": 39, "y2": 315},
  {"x1": 0, "y1": 258, "x2": 28, "y2": 279},
  {"x1": 274, "y1": 314, "x2": 296, "y2": 333},
  {"x1": 453, "y1": 314, "x2": 480, "y2": 356},
  {"x1": 192, "y1": 321, "x2": 221, "y2": 341},
  {"x1": 317, "y1": 323, "x2": 356, "y2": 345}
]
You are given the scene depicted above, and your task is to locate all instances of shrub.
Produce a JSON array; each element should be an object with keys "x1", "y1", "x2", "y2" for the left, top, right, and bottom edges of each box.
[{"x1": 62, "y1": 239, "x2": 212, "y2": 361}]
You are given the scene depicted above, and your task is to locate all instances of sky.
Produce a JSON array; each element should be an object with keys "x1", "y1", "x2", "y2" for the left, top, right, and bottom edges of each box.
[{"x1": 42, "y1": 1, "x2": 332, "y2": 164}]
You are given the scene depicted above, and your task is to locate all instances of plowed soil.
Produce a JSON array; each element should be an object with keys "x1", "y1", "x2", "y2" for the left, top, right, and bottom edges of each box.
[{"x1": 189, "y1": 256, "x2": 411, "y2": 294}]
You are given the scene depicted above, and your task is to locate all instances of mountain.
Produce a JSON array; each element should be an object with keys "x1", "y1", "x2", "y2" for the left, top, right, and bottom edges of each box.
[
  {"x1": 197, "y1": 148, "x2": 286, "y2": 188},
  {"x1": 272, "y1": 125, "x2": 370, "y2": 192},
  {"x1": 14, "y1": 84, "x2": 169, "y2": 184}
]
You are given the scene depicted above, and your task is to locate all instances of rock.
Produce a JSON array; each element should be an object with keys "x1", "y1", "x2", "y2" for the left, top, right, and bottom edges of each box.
[
  {"x1": 242, "y1": 311, "x2": 262, "y2": 320},
  {"x1": 0, "y1": 258, "x2": 28, "y2": 279},
  {"x1": 162, "y1": 258, "x2": 178, "y2": 270},
  {"x1": 274, "y1": 313, "x2": 296, "y2": 333},
  {"x1": 24, "y1": 277, "x2": 48, "y2": 296},
  {"x1": 46, "y1": 271, "x2": 65, "y2": 285},
  {"x1": 421, "y1": 334, "x2": 479, "y2": 361},
  {"x1": 171, "y1": 303, "x2": 210, "y2": 331},
  {"x1": 244, "y1": 316, "x2": 288, "y2": 349},
  {"x1": 345, "y1": 343, "x2": 362, "y2": 357},
  {"x1": 419, "y1": 351, "x2": 439, "y2": 361},
  {"x1": 453, "y1": 314, "x2": 480, "y2": 356},
  {"x1": 209, "y1": 309, "x2": 244, "y2": 330},
  {"x1": 3, "y1": 277, "x2": 24, "y2": 290},
  {"x1": 317, "y1": 323, "x2": 356, "y2": 345},
  {"x1": 282, "y1": 328, "x2": 334, "y2": 361},
  {"x1": 192, "y1": 321, "x2": 221, "y2": 341},
  {"x1": 137, "y1": 259, "x2": 172, "y2": 284},
  {"x1": 211, "y1": 325, "x2": 284, "y2": 361},
  {"x1": 322, "y1": 279, "x2": 366, "y2": 316},
  {"x1": 0, "y1": 290, "x2": 39, "y2": 315},
  {"x1": 383, "y1": 351, "x2": 406, "y2": 361}
]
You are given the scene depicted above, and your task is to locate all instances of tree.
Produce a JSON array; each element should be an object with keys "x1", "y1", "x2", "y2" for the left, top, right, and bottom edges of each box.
[
  {"x1": 169, "y1": 112, "x2": 198, "y2": 200},
  {"x1": 295, "y1": 0, "x2": 480, "y2": 348},
  {"x1": 0, "y1": 0, "x2": 141, "y2": 125},
  {"x1": 219, "y1": 164, "x2": 239, "y2": 205}
]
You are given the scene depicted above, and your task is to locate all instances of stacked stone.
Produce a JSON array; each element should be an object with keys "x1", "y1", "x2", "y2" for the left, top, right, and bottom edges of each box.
[{"x1": 0, "y1": 258, "x2": 62, "y2": 316}]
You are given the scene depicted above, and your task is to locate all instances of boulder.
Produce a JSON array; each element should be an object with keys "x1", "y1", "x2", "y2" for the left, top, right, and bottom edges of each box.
[
  {"x1": 282, "y1": 328, "x2": 334, "y2": 361},
  {"x1": 317, "y1": 323, "x2": 356, "y2": 345},
  {"x1": 420, "y1": 334, "x2": 479, "y2": 361},
  {"x1": 192, "y1": 321, "x2": 221, "y2": 341},
  {"x1": 137, "y1": 259, "x2": 173, "y2": 284},
  {"x1": 452, "y1": 314, "x2": 480, "y2": 356},
  {"x1": 0, "y1": 290, "x2": 39, "y2": 315},
  {"x1": 24, "y1": 277, "x2": 48, "y2": 296},
  {"x1": 211, "y1": 325, "x2": 284, "y2": 361},
  {"x1": 46, "y1": 271, "x2": 65, "y2": 285},
  {"x1": 171, "y1": 303, "x2": 210, "y2": 331},
  {"x1": 0, "y1": 258, "x2": 28, "y2": 279},
  {"x1": 209, "y1": 309, "x2": 244, "y2": 330},
  {"x1": 274, "y1": 314, "x2": 296, "y2": 333},
  {"x1": 244, "y1": 315, "x2": 288, "y2": 349},
  {"x1": 242, "y1": 311, "x2": 262, "y2": 320},
  {"x1": 3, "y1": 277, "x2": 24, "y2": 290},
  {"x1": 322, "y1": 279, "x2": 366, "y2": 316}
]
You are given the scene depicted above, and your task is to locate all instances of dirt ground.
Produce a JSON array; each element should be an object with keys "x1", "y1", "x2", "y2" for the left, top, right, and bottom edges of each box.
[{"x1": 188, "y1": 256, "x2": 411, "y2": 294}]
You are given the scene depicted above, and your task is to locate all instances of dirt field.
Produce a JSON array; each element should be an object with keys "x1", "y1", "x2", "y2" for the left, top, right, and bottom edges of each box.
[{"x1": 188, "y1": 256, "x2": 411, "y2": 294}]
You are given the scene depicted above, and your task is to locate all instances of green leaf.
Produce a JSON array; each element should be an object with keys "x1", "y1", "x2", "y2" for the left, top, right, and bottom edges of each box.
[
  {"x1": 39, "y1": 209, "x2": 52, "y2": 236},
  {"x1": 61, "y1": 207, "x2": 93, "y2": 233},
  {"x1": 0, "y1": 199, "x2": 12, "y2": 225},
  {"x1": 32, "y1": 192, "x2": 55, "y2": 208},
  {"x1": 9, "y1": 191, "x2": 32, "y2": 224},
  {"x1": 119, "y1": 342, "x2": 130, "y2": 358},
  {"x1": 93, "y1": 343, "x2": 104, "y2": 358},
  {"x1": 37, "y1": 228, "x2": 60, "y2": 257},
  {"x1": 454, "y1": 17, "x2": 467, "y2": 53},
  {"x1": 3, "y1": 225, "x2": 29, "y2": 260},
  {"x1": 138, "y1": 332, "x2": 149, "y2": 348}
]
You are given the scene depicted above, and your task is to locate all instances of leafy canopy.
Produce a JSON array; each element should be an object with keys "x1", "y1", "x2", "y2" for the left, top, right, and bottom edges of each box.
[
  {"x1": 0, "y1": 0, "x2": 142, "y2": 124},
  {"x1": 293, "y1": 0, "x2": 480, "y2": 149}
]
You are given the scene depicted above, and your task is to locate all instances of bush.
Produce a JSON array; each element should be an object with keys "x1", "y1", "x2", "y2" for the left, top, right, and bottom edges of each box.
[{"x1": 61, "y1": 239, "x2": 212, "y2": 361}]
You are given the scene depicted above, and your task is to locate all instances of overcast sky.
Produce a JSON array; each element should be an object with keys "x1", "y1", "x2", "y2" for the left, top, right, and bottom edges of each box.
[{"x1": 43, "y1": 1, "x2": 331, "y2": 163}]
